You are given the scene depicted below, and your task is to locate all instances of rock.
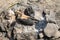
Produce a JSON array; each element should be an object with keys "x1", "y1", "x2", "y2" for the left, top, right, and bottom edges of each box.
[
  {"x1": 0, "y1": 37, "x2": 9, "y2": 40},
  {"x1": 0, "y1": 23, "x2": 6, "y2": 31},
  {"x1": 15, "y1": 32, "x2": 37, "y2": 40},
  {"x1": 0, "y1": 0, "x2": 60, "y2": 40},
  {"x1": 0, "y1": 0, "x2": 22, "y2": 13},
  {"x1": 54, "y1": 31, "x2": 60, "y2": 38},
  {"x1": 14, "y1": 22, "x2": 38, "y2": 33},
  {"x1": 34, "y1": 11, "x2": 44, "y2": 21},
  {"x1": 39, "y1": 33, "x2": 44, "y2": 38},
  {"x1": 44, "y1": 23, "x2": 59, "y2": 37},
  {"x1": 7, "y1": 31, "x2": 12, "y2": 38},
  {"x1": 14, "y1": 26, "x2": 23, "y2": 33},
  {"x1": 55, "y1": 11, "x2": 60, "y2": 28},
  {"x1": 29, "y1": 0, "x2": 38, "y2": 2},
  {"x1": 45, "y1": 10, "x2": 56, "y2": 24},
  {"x1": 0, "y1": 32, "x2": 2, "y2": 37},
  {"x1": 38, "y1": 39, "x2": 44, "y2": 40},
  {"x1": 30, "y1": 4, "x2": 44, "y2": 21},
  {"x1": 20, "y1": 0, "x2": 28, "y2": 5},
  {"x1": 7, "y1": 9, "x2": 16, "y2": 24},
  {"x1": 13, "y1": 22, "x2": 38, "y2": 40}
]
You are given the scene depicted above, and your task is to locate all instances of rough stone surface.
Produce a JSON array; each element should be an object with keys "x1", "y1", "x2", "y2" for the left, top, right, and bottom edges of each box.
[
  {"x1": 0, "y1": 0, "x2": 60, "y2": 40},
  {"x1": 44, "y1": 23, "x2": 59, "y2": 37}
]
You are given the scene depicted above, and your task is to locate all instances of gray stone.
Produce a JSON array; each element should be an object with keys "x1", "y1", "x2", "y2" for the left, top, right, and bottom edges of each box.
[
  {"x1": 0, "y1": 0, "x2": 60, "y2": 40},
  {"x1": 15, "y1": 32, "x2": 37, "y2": 40},
  {"x1": 1, "y1": 37, "x2": 9, "y2": 40},
  {"x1": 54, "y1": 31, "x2": 60, "y2": 38},
  {"x1": 55, "y1": 11, "x2": 60, "y2": 28},
  {"x1": 44, "y1": 23, "x2": 59, "y2": 37}
]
